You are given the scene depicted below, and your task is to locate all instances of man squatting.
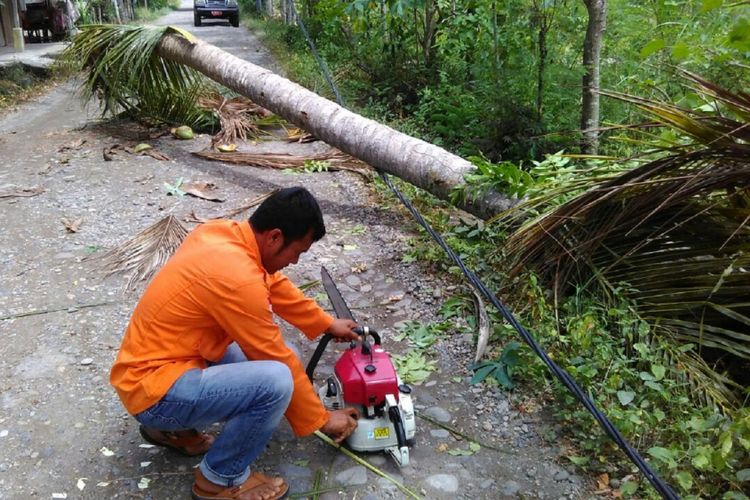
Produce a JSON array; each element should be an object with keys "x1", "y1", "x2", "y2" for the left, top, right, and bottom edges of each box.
[{"x1": 110, "y1": 187, "x2": 361, "y2": 500}]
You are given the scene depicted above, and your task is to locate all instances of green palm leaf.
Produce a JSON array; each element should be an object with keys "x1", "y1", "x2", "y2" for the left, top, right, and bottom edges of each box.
[{"x1": 64, "y1": 24, "x2": 215, "y2": 128}]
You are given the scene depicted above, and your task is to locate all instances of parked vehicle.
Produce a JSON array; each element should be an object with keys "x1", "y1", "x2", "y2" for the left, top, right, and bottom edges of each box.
[{"x1": 193, "y1": 0, "x2": 239, "y2": 27}]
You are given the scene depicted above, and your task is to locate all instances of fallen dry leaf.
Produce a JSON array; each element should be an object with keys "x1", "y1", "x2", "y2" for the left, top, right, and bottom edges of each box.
[
  {"x1": 380, "y1": 294, "x2": 404, "y2": 305},
  {"x1": 0, "y1": 185, "x2": 45, "y2": 199},
  {"x1": 351, "y1": 263, "x2": 367, "y2": 273},
  {"x1": 58, "y1": 138, "x2": 86, "y2": 153},
  {"x1": 181, "y1": 181, "x2": 224, "y2": 202},
  {"x1": 140, "y1": 148, "x2": 171, "y2": 161},
  {"x1": 184, "y1": 210, "x2": 212, "y2": 224},
  {"x1": 103, "y1": 143, "x2": 170, "y2": 161},
  {"x1": 436, "y1": 443, "x2": 449, "y2": 453},
  {"x1": 61, "y1": 217, "x2": 83, "y2": 233},
  {"x1": 596, "y1": 473, "x2": 610, "y2": 491},
  {"x1": 133, "y1": 174, "x2": 155, "y2": 185}
]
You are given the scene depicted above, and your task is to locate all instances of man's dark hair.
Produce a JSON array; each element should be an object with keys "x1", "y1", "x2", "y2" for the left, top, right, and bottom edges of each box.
[{"x1": 250, "y1": 187, "x2": 326, "y2": 244}]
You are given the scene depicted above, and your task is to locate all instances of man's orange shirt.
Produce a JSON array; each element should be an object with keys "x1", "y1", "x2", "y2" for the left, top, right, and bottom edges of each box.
[{"x1": 110, "y1": 219, "x2": 334, "y2": 437}]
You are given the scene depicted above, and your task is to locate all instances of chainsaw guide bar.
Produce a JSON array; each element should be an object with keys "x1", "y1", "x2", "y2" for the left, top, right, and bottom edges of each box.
[{"x1": 306, "y1": 267, "x2": 416, "y2": 467}]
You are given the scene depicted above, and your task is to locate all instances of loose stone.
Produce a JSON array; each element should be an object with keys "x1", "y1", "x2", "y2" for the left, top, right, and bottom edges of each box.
[
  {"x1": 554, "y1": 469, "x2": 570, "y2": 482},
  {"x1": 430, "y1": 429, "x2": 450, "y2": 439},
  {"x1": 423, "y1": 406, "x2": 451, "y2": 423},
  {"x1": 345, "y1": 275, "x2": 361, "y2": 287},
  {"x1": 335, "y1": 465, "x2": 368, "y2": 486},
  {"x1": 500, "y1": 480, "x2": 521, "y2": 496},
  {"x1": 424, "y1": 473, "x2": 458, "y2": 494}
]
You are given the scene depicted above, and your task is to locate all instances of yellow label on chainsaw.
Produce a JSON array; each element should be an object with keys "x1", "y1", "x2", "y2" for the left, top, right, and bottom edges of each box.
[{"x1": 374, "y1": 427, "x2": 390, "y2": 440}]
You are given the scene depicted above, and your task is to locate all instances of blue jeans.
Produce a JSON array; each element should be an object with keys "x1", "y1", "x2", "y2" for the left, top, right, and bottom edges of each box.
[{"x1": 134, "y1": 343, "x2": 294, "y2": 487}]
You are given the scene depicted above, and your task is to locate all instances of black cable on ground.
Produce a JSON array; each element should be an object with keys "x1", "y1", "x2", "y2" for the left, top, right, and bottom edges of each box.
[{"x1": 287, "y1": 6, "x2": 680, "y2": 499}]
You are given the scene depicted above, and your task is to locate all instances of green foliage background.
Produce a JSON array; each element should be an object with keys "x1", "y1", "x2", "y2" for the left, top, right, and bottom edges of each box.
[
  {"x1": 238, "y1": 1, "x2": 750, "y2": 497},
  {"x1": 241, "y1": 0, "x2": 748, "y2": 163}
]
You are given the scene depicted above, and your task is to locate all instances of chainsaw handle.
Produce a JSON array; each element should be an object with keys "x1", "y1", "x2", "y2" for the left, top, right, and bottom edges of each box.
[
  {"x1": 305, "y1": 327, "x2": 381, "y2": 382},
  {"x1": 306, "y1": 333, "x2": 333, "y2": 382},
  {"x1": 353, "y1": 326, "x2": 381, "y2": 345}
]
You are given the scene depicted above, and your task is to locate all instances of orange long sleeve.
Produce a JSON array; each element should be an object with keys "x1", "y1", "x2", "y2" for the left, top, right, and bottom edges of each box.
[{"x1": 110, "y1": 220, "x2": 334, "y2": 436}]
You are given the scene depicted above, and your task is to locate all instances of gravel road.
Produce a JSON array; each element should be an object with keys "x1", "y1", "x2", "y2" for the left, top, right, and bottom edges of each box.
[{"x1": 0, "y1": 3, "x2": 593, "y2": 499}]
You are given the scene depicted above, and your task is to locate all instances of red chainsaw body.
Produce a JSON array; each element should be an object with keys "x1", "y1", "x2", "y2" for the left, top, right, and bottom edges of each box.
[{"x1": 334, "y1": 344, "x2": 399, "y2": 407}]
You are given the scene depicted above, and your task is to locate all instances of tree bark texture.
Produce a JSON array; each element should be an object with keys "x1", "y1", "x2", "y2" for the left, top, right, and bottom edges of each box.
[
  {"x1": 581, "y1": 0, "x2": 606, "y2": 155},
  {"x1": 536, "y1": 26, "x2": 546, "y2": 120},
  {"x1": 157, "y1": 35, "x2": 513, "y2": 218}
]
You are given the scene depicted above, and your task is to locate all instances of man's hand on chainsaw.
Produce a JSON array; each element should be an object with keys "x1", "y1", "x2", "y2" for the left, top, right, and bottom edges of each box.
[
  {"x1": 327, "y1": 319, "x2": 360, "y2": 343},
  {"x1": 320, "y1": 407, "x2": 360, "y2": 443}
]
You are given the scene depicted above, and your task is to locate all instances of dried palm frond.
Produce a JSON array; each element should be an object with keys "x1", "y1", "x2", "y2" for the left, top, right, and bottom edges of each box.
[
  {"x1": 497, "y1": 74, "x2": 750, "y2": 405},
  {"x1": 0, "y1": 185, "x2": 45, "y2": 198},
  {"x1": 601, "y1": 70, "x2": 750, "y2": 150},
  {"x1": 666, "y1": 346, "x2": 742, "y2": 411},
  {"x1": 98, "y1": 215, "x2": 189, "y2": 290},
  {"x1": 198, "y1": 94, "x2": 273, "y2": 147},
  {"x1": 192, "y1": 150, "x2": 373, "y2": 179},
  {"x1": 473, "y1": 289, "x2": 490, "y2": 362},
  {"x1": 285, "y1": 127, "x2": 317, "y2": 143},
  {"x1": 184, "y1": 190, "x2": 278, "y2": 223}
]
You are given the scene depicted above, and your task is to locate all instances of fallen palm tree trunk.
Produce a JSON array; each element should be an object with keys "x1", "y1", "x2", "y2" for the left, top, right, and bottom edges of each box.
[
  {"x1": 154, "y1": 31, "x2": 512, "y2": 217},
  {"x1": 66, "y1": 25, "x2": 512, "y2": 217},
  {"x1": 84, "y1": 27, "x2": 504, "y2": 218}
]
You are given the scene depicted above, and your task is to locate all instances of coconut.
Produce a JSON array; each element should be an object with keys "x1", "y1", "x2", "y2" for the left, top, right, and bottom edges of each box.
[{"x1": 174, "y1": 126, "x2": 194, "y2": 140}]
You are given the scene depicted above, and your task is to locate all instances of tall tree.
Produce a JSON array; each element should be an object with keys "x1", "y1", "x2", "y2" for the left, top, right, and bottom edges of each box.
[
  {"x1": 580, "y1": 0, "x2": 606, "y2": 155},
  {"x1": 530, "y1": 0, "x2": 560, "y2": 121}
]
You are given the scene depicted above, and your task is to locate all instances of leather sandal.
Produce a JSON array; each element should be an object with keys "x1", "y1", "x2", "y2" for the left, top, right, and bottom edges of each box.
[
  {"x1": 139, "y1": 425, "x2": 215, "y2": 457},
  {"x1": 191, "y1": 469, "x2": 289, "y2": 500}
]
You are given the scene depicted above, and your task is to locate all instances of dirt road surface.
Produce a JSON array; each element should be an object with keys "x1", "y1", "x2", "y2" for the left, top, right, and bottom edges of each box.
[{"x1": 0, "y1": 3, "x2": 592, "y2": 499}]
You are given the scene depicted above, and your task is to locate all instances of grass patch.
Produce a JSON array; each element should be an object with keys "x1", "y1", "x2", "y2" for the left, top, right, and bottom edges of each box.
[
  {"x1": 132, "y1": 0, "x2": 181, "y2": 22},
  {"x1": 0, "y1": 63, "x2": 57, "y2": 113}
]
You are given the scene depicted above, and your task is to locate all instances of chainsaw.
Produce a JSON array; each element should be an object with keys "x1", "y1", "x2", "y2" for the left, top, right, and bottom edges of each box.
[{"x1": 306, "y1": 267, "x2": 416, "y2": 467}]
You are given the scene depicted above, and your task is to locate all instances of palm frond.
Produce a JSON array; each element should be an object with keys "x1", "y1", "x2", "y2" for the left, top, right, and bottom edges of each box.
[
  {"x1": 98, "y1": 215, "x2": 189, "y2": 290},
  {"x1": 185, "y1": 190, "x2": 278, "y2": 223},
  {"x1": 198, "y1": 94, "x2": 273, "y2": 147},
  {"x1": 497, "y1": 76, "x2": 750, "y2": 404},
  {"x1": 192, "y1": 150, "x2": 373, "y2": 178},
  {"x1": 64, "y1": 24, "x2": 215, "y2": 128},
  {"x1": 663, "y1": 343, "x2": 741, "y2": 411}
]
